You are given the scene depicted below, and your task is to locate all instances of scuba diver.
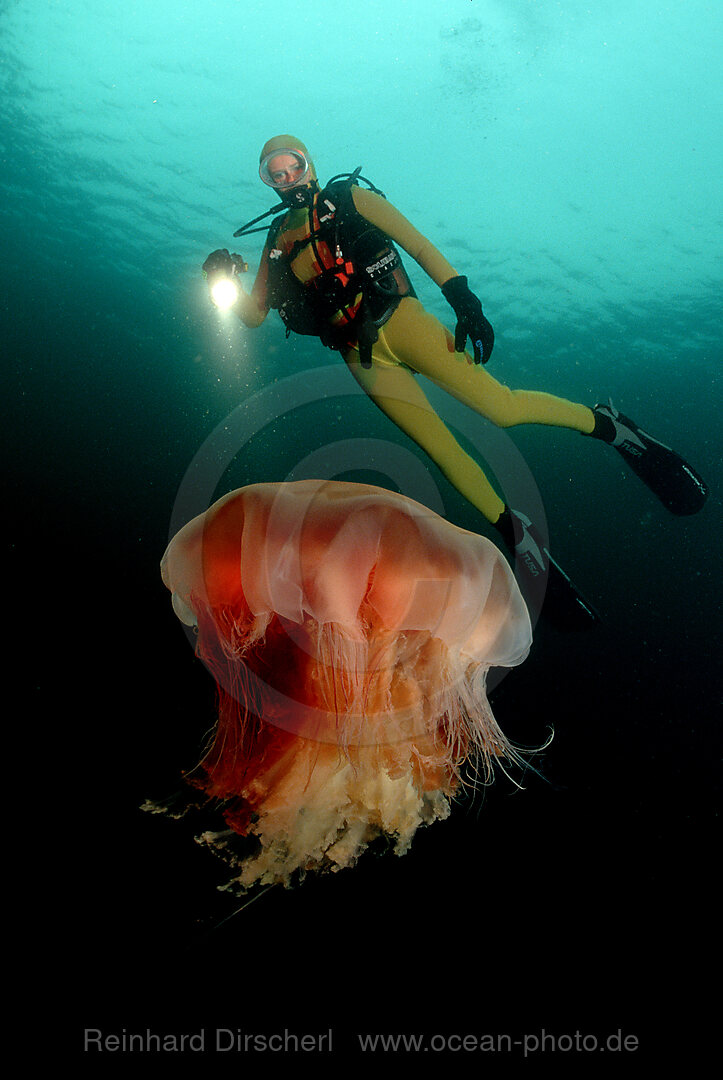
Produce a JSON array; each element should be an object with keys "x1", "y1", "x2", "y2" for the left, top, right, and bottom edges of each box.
[{"x1": 202, "y1": 134, "x2": 708, "y2": 630}]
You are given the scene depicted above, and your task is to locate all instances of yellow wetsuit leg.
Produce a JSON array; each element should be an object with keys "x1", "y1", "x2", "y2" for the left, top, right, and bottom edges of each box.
[
  {"x1": 383, "y1": 298, "x2": 595, "y2": 432},
  {"x1": 343, "y1": 297, "x2": 595, "y2": 524},
  {"x1": 344, "y1": 352, "x2": 507, "y2": 521}
]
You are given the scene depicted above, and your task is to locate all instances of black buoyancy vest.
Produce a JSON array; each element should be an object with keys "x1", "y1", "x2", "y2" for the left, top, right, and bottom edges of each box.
[{"x1": 266, "y1": 179, "x2": 415, "y2": 367}]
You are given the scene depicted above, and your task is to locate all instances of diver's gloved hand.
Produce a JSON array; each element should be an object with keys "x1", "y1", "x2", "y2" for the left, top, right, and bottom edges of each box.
[
  {"x1": 203, "y1": 249, "x2": 234, "y2": 277},
  {"x1": 202, "y1": 249, "x2": 248, "y2": 277},
  {"x1": 441, "y1": 275, "x2": 494, "y2": 364}
]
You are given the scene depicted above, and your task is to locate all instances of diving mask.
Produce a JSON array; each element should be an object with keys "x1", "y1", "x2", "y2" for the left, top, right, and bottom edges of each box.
[{"x1": 259, "y1": 148, "x2": 310, "y2": 190}]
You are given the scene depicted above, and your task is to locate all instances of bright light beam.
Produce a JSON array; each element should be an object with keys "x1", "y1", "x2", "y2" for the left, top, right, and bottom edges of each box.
[{"x1": 211, "y1": 278, "x2": 239, "y2": 310}]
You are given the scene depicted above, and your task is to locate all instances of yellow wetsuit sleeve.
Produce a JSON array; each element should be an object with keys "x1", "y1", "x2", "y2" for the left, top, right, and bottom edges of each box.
[
  {"x1": 233, "y1": 240, "x2": 272, "y2": 327},
  {"x1": 350, "y1": 186, "x2": 459, "y2": 288}
]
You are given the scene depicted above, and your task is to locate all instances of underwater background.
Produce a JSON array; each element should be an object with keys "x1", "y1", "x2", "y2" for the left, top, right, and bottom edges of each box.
[{"x1": 4, "y1": 0, "x2": 720, "y2": 1064}]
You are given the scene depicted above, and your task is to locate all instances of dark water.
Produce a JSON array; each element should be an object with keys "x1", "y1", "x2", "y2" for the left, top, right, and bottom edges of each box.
[{"x1": 4, "y1": 0, "x2": 721, "y2": 1066}]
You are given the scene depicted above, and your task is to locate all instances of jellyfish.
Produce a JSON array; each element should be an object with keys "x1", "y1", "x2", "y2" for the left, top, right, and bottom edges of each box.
[{"x1": 156, "y1": 480, "x2": 532, "y2": 890}]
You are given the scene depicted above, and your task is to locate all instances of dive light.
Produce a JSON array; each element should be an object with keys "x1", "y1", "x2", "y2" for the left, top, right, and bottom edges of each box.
[
  {"x1": 211, "y1": 276, "x2": 240, "y2": 310},
  {"x1": 202, "y1": 249, "x2": 248, "y2": 310}
]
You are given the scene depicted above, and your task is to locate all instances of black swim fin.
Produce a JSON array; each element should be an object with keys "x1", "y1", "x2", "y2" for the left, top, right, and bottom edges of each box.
[
  {"x1": 591, "y1": 402, "x2": 709, "y2": 516},
  {"x1": 495, "y1": 509, "x2": 600, "y2": 632}
]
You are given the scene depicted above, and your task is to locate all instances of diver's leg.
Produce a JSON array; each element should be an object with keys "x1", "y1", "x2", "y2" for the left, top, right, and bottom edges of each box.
[
  {"x1": 343, "y1": 352, "x2": 506, "y2": 522},
  {"x1": 382, "y1": 298, "x2": 596, "y2": 433},
  {"x1": 385, "y1": 299, "x2": 708, "y2": 515},
  {"x1": 360, "y1": 304, "x2": 605, "y2": 626},
  {"x1": 344, "y1": 350, "x2": 597, "y2": 631}
]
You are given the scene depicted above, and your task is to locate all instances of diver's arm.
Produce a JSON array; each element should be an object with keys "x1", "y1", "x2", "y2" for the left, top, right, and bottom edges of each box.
[
  {"x1": 210, "y1": 276, "x2": 268, "y2": 328},
  {"x1": 351, "y1": 187, "x2": 494, "y2": 364},
  {"x1": 232, "y1": 249, "x2": 271, "y2": 328},
  {"x1": 350, "y1": 186, "x2": 458, "y2": 286}
]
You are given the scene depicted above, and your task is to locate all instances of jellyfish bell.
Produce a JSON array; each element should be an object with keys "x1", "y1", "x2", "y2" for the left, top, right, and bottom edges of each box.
[{"x1": 155, "y1": 480, "x2": 532, "y2": 890}]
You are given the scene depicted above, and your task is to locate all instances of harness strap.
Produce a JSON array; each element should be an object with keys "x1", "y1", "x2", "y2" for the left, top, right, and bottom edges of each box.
[{"x1": 265, "y1": 175, "x2": 408, "y2": 367}]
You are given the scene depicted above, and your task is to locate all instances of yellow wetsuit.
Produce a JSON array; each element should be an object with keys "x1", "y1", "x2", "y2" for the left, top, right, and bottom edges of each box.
[{"x1": 234, "y1": 136, "x2": 595, "y2": 525}]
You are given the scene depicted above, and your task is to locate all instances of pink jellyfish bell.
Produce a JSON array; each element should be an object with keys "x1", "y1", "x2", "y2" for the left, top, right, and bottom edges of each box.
[{"x1": 156, "y1": 480, "x2": 532, "y2": 890}]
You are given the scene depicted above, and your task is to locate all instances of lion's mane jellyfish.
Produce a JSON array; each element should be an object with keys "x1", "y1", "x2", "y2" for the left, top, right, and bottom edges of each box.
[{"x1": 157, "y1": 480, "x2": 532, "y2": 890}]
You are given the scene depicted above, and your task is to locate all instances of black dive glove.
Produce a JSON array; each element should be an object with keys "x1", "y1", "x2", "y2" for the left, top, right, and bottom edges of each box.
[
  {"x1": 202, "y1": 249, "x2": 248, "y2": 278},
  {"x1": 441, "y1": 275, "x2": 494, "y2": 364}
]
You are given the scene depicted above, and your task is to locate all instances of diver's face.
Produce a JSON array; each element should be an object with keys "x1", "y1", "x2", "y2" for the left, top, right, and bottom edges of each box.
[{"x1": 267, "y1": 153, "x2": 307, "y2": 188}]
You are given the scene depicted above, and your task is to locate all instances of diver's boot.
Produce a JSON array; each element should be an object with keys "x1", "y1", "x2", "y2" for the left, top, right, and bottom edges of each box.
[
  {"x1": 588, "y1": 401, "x2": 708, "y2": 516},
  {"x1": 494, "y1": 508, "x2": 600, "y2": 632}
]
